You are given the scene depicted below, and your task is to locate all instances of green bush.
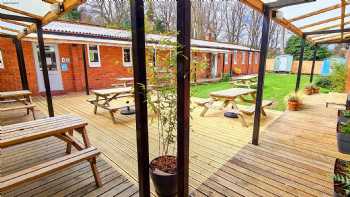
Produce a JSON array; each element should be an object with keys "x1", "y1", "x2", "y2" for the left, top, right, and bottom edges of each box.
[
  {"x1": 315, "y1": 77, "x2": 332, "y2": 89},
  {"x1": 221, "y1": 73, "x2": 231, "y2": 82},
  {"x1": 329, "y1": 63, "x2": 347, "y2": 92}
]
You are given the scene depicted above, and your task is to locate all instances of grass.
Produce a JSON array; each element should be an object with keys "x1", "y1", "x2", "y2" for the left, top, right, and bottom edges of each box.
[{"x1": 191, "y1": 72, "x2": 330, "y2": 111}]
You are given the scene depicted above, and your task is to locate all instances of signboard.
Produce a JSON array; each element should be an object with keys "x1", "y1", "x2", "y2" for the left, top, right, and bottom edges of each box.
[{"x1": 61, "y1": 63, "x2": 68, "y2": 71}]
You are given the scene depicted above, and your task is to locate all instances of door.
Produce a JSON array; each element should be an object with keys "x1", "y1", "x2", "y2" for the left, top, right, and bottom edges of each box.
[
  {"x1": 33, "y1": 44, "x2": 64, "y2": 92},
  {"x1": 211, "y1": 53, "x2": 218, "y2": 78}
]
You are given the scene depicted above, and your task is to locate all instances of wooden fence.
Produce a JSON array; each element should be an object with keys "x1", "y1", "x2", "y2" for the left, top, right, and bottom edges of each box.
[{"x1": 266, "y1": 59, "x2": 323, "y2": 74}]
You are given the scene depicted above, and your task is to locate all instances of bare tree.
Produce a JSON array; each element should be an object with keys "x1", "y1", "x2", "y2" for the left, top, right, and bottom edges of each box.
[
  {"x1": 223, "y1": 1, "x2": 246, "y2": 44},
  {"x1": 153, "y1": 0, "x2": 176, "y2": 32},
  {"x1": 80, "y1": 0, "x2": 130, "y2": 28},
  {"x1": 246, "y1": 9, "x2": 262, "y2": 49}
]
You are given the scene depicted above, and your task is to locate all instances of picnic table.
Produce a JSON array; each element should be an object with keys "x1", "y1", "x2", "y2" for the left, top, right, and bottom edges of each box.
[
  {"x1": 195, "y1": 88, "x2": 272, "y2": 127},
  {"x1": 231, "y1": 74, "x2": 258, "y2": 89},
  {"x1": 0, "y1": 90, "x2": 36, "y2": 119},
  {"x1": 87, "y1": 87, "x2": 134, "y2": 123},
  {"x1": 114, "y1": 77, "x2": 134, "y2": 87}
]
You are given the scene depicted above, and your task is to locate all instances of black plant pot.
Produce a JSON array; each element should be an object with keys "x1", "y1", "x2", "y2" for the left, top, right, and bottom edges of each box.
[
  {"x1": 150, "y1": 156, "x2": 177, "y2": 197},
  {"x1": 337, "y1": 132, "x2": 350, "y2": 154}
]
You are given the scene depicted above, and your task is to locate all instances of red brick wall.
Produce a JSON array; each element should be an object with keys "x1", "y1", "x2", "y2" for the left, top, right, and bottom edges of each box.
[
  {"x1": 0, "y1": 39, "x2": 39, "y2": 95},
  {"x1": 0, "y1": 37, "x2": 260, "y2": 95}
]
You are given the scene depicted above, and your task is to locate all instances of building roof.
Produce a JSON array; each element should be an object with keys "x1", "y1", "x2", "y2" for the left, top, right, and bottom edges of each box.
[{"x1": 24, "y1": 21, "x2": 258, "y2": 52}]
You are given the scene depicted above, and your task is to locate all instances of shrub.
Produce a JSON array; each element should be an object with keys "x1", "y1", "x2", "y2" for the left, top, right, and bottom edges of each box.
[
  {"x1": 329, "y1": 63, "x2": 347, "y2": 92},
  {"x1": 315, "y1": 77, "x2": 332, "y2": 89},
  {"x1": 221, "y1": 73, "x2": 231, "y2": 82}
]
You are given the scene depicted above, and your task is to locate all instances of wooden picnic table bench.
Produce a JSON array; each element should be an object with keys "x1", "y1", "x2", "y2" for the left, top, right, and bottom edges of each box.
[
  {"x1": 194, "y1": 88, "x2": 272, "y2": 127},
  {"x1": 0, "y1": 90, "x2": 36, "y2": 120},
  {"x1": 0, "y1": 115, "x2": 102, "y2": 191},
  {"x1": 88, "y1": 87, "x2": 134, "y2": 123},
  {"x1": 230, "y1": 74, "x2": 257, "y2": 89}
]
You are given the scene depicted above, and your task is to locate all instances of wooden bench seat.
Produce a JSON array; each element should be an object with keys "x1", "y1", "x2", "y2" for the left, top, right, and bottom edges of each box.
[
  {"x1": 194, "y1": 99, "x2": 214, "y2": 117},
  {"x1": 0, "y1": 104, "x2": 36, "y2": 120},
  {"x1": 233, "y1": 100, "x2": 273, "y2": 127},
  {"x1": 0, "y1": 115, "x2": 102, "y2": 191},
  {"x1": 0, "y1": 147, "x2": 101, "y2": 192}
]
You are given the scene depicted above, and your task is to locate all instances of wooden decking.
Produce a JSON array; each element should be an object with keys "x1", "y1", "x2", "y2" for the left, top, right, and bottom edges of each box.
[{"x1": 1, "y1": 92, "x2": 348, "y2": 196}]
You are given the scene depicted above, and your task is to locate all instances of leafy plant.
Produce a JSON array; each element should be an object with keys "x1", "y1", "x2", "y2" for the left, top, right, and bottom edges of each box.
[
  {"x1": 285, "y1": 91, "x2": 303, "y2": 103},
  {"x1": 334, "y1": 174, "x2": 350, "y2": 196},
  {"x1": 304, "y1": 83, "x2": 313, "y2": 89},
  {"x1": 221, "y1": 73, "x2": 231, "y2": 82},
  {"x1": 329, "y1": 63, "x2": 347, "y2": 93},
  {"x1": 343, "y1": 110, "x2": 350, "y2": 117},
  {"x1": 341, "y1": 123, "x2": 350, "y2": 134},
  {"x1": 315, "y1": 77, "x2": 332, "y2": 89}
]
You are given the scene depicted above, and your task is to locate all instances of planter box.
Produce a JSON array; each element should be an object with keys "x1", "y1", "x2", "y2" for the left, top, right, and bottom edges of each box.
[{"x1": 337, "y1": 110, "x2": 350, "y2": 154}]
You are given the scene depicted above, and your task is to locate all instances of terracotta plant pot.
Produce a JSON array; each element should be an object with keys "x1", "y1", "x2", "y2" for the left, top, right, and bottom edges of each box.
[
  {"x1": 150, "y1": 155, "x2": 177, "y2": 197},
  {"x1": 304, "y1": 88, "x2": 313, "y2": 95},
  {"x1": 288, "y1": 101, "x2": 300, "y2": 111},
  {"x1": 312, "y1": 87, "x2": 320, "y2": 94}
]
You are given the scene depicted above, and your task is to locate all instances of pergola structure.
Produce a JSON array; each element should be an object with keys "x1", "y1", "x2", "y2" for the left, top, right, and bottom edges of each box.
[
  {"x1": 0, "y1": 0, "x2": 84, "y2": 117},
  {"x1": 239, "y1": 0, "x2": 350, "y2": 146},
  {"x1": 2, "y1": 0, "x2": 350, "y2": 196}
]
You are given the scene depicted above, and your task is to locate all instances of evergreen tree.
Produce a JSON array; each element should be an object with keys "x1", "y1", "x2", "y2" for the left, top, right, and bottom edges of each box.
[{"x1": 285, "y1": 35, "x2": 332, "y2": 60}]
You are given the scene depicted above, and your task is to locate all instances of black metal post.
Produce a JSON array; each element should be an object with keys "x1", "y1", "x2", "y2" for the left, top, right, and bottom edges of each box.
[
  {"x1": 13, "y1": 38, "x2": 29, "y2": 90},
  {"x1": 310, "y1": 45, "x2": 318, "y2": 83},
  {"x1": 177, "y1": 0, "x2": 191, "y2": 196},
  {"x1": 222, "y1": 53, "x2": 225, "y2": 78},
  {"x1": 229, "y1": 52, "x2": 233, "y2": 77},
  {"x1": 252, "y1": 5, "x2": 271, "y2": 146},
  {"x1": 130, "y1": 1, "x2": 150, "y2": 196},
  {"x1": 295, "y1": 35, "x2": 305, "y2": 92},
  {"x1": 82, "y1": 45, "x2": 90, "y2": 95},
  {"x1": 37, "y1": 21, "x2": 54, "y2": 117}
]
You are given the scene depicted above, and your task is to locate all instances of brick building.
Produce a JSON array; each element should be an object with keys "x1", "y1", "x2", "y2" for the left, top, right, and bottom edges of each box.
[{"x1": 0, "y1": 21, "x2": 260, "y2": 95}]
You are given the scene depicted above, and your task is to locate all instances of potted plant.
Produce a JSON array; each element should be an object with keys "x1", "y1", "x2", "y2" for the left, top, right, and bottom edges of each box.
[
  {"x1": 337, "y1": 121, "x2": 350, "y2": 154},
  {"x1": 304, "y1": 84, "x2": 313, "y2": 95},
  {"x1": 312, "y1": 84, "x2": 320, "y2": 94},
  {"x1": 146, "y1": 39, "x2": 206, "y2": 196},
  {"x1": 286, "y1": 92, "x2": 303, "y2": 111},
  {"x1": 334, "y1": 159, "x2": 350, "y2": 196}
]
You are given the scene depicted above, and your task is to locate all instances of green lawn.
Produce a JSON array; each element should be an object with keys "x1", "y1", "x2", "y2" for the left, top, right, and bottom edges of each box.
[{"x1": 191, "y1": 73, "x2": 329, "y2": 111}]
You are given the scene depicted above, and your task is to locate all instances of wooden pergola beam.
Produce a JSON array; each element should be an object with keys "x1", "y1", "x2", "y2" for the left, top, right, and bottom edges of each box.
[
  {"x1": 239, "y1": 0, "x2": 304, "y2": 37},
  {"x1": 300, "y1": 12, "x2": 350, "y2": 30},
  {"x1": 0, "y1": 25, "x2": 20, "y2": 33},
  {"x1": 0, "y1": 19, "x2": 30, "y2": 27},
  {"x1": 0, "y1": 4, "x2": 42, "y2": 19},
  {"x1": 289, "y1": 2, "x2": 347, "y2": 22},
  {"x1": 341, "y1": 0, "x2": 346, "y2": 40},
  {"x1": 313, "y1": 33, "x2": 350, "y2": 42},
  {"x1": 42, "y1": 0, "x2": 62, "y2": 3}
]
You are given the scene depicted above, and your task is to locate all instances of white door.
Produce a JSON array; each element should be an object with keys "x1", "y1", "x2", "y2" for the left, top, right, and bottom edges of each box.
[
  {"x1": 33, "y1": 44, "x2": 64, "y2": 92},
  {"x1": 211, "y1": 54, "x2": 218, "y2": 78}
]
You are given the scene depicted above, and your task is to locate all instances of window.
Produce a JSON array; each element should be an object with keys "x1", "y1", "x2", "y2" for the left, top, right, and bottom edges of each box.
[
  {"x1": 0, "y1": 50, "x2": 3, "y2": 69},
  {"x1": 241, "y1": 51, "x2": 245, "y2": 64},
  {"x1": 224, "y1": 53, "x2": 228, "y2": 64},
  {"x1": 249, "y1": 52, "x2": 252, "y2": 65},
  {"x1": 88, "y1": 45, "x2": 100, "y2": 67},
  {"x1": 233, "y1": 50, "x2": 237, "y2": 64},
  {"x1": 123, "y1": 48, "x2": 132, "y2": 67},
  {"x1": 255, "y1": 52, "x2": 259, "y2": 64}
]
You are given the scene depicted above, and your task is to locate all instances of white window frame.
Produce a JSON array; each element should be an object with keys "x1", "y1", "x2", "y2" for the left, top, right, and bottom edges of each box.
[
  {"x1": 87, "y1": 44, "x2": 101, "y2": 67},
  {"x1": 0, "y1": 50, "x2": 4, "y2": 69},
  {"x1": 255, "y1": 52, "x2": 259, "y2": 64},
  {"x1": 123, "y1": 47, "x2": 132, "y2": 67},
  {"x1": 249, "y1": 52, "x2": 252, "y2": 65},
  {"x1": 233, "y1": 50, "x2": 237, "y2": 64},
  {"x1": 224, "y1": 53, "x2": 228, "y2": 64},
  {"x1": 241, "y1": 51, "x2": 245, "y2": 64}
]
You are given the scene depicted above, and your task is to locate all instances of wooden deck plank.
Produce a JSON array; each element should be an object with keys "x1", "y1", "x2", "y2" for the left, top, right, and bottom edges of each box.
[{"x1": 3, "y1": 92, "x2": 345, "y2": 196}]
